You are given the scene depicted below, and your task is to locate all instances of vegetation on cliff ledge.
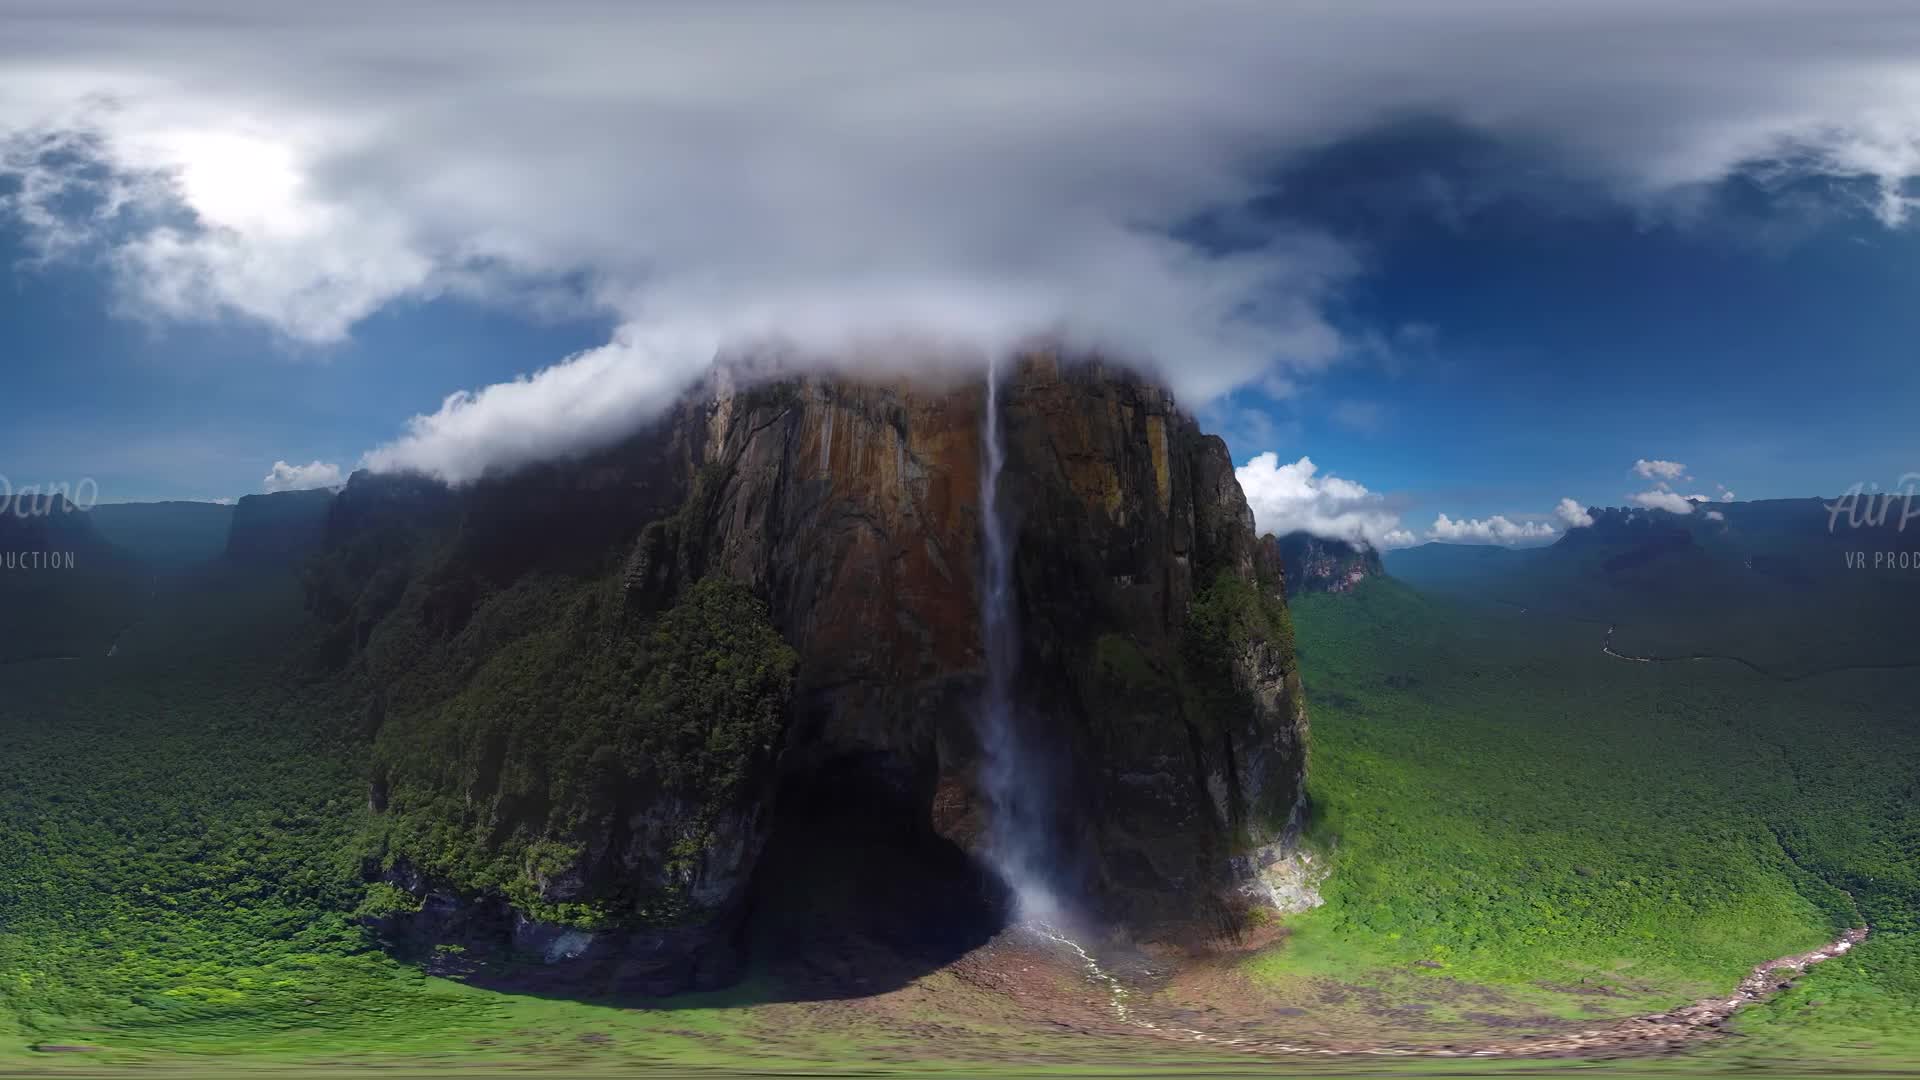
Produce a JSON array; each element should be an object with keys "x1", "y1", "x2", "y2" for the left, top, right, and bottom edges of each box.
[
  {"x1": 362, "y1": 573, "x2": 796, "y2": 928},
  {"x1": 1181, "y1": 568, "x2": 1303, "y2": 844}
]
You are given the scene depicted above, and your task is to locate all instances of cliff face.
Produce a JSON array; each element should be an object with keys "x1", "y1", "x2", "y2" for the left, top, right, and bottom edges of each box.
[
  {"x1": 313, "y1": 353, "x2": 1309, "y2": 993},
  {"x1": 227, "y1": 489, "x2": 335, "y2": 565},
  {"x1": 636, "y1": 355, "x2": 1308, "y2": 921},
  {"x1": 1263, "y1": 532, "x2": 1385, "y2": 596},
  {"x1": 631, "y1": 371, "x2": 987, "y2": 820},
  {"x1": 988, "y1": 358, "x2": 1306, "y2": 925}
]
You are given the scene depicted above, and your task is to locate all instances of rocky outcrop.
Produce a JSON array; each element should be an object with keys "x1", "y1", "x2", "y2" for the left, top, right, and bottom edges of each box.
[
  {"x1": 1262, "y1": 531, "x2": 1384, "y2": 596},
  {"x1": 227, "y1": 489, "x2": 335, "y2": 565},
  {"x1": 633, "y1": 354, "x2": 1309, "y2": 925},
  {"x1": 316, "y1": 351, "x2": 1311, "y2": 992},
  {"x1": 633, "y1": 370, "x2": 987, "y2": 816}
]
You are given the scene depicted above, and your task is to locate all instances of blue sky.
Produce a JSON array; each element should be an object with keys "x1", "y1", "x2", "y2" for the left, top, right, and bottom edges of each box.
[
  {"x1": 7, "y1": 133, "x2": 1912, "y2": 538},
  {"x1": 4, "y1": 5, "x2": 1920, "y2": 545},
  {"x1": 1197, "y1": 135, "x2": 1920, "y2": 542},
  {"x1": 0, "y1": 214, "x2": 613, "y2": 503}
]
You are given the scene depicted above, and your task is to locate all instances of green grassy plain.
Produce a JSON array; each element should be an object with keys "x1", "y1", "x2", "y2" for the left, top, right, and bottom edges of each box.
[
  {"x1": 1, "y1": 564, "x2": 1915, "y2": 1075},
  {"x1": 1267, "y1": 578, "x2": 1920, "y2": 1071}
]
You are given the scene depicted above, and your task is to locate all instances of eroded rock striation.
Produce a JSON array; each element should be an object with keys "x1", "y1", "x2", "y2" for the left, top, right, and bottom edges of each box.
[{"x1": 306, "y1": 352, "x2": 1310, "y2": 993}]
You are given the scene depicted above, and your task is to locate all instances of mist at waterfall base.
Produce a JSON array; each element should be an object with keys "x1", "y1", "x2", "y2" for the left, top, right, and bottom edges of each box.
[{"x1": 975, "y1": 365, "x2": 1073, "y2": 929}]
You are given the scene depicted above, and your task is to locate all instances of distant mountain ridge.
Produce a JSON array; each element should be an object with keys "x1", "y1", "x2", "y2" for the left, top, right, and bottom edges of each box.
[
  {"x1": 1260, "y1": 531, "x2": 1384, "y2": 596},
  {"x1": 0, "y1": 490, "x2": 343, "y2": 665},
  {"x1": 88, "y1": 501, "x2": 234, "y2": 570},
  {"x1": 0, "y1": 494, "x2": 143, "y2": 663},
  {"x1": 227, "y1": 489, "x2": 334, "y2": 564},
  {"x1": 1386, "y1": 497, "x2": 1920, "y2": 677}
]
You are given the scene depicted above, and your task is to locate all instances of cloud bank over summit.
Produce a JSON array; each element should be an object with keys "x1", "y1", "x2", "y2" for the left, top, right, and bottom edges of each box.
[
  {"x1": 8, "y1": 3, "x2": 1920, "y2": 481},
  {"x1": 1236, "y1": 454, "x2": 1417, "y2": 550},
  {"x1": 1622, "y1": 460, "x2": 1738, "y2": 516},
  {"x1": 1555, "y1": 499, "x2": 1596, "y2": 529},
  {"x1": 1235, "y1": 453, "x2": 1589, "y2": 549},
  {"x1": 261, "y1": 460, "x2": 343, "y2": 494}
]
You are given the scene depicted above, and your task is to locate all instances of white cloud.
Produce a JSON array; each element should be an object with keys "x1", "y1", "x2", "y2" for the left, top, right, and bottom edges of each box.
[
  {"x1": 1705, "y1": 509, "x2": 1726, "y2": 521},
  {"x1": 1628, "y1": 488, "x2": 1696, "y2": 514},
  {"x1": 7, "y1": 6, "x2": 1920, "y2": 475},
  {"x1": 1633, "y1": 459, "x2": 1688, "y2": 481},
  {"x1": 1555, "y1": 498, "x2": 1595, "y2": 528},
  {"x1": 362, "y1": 325, "x2": 719, "y2": 484},
  {"x1": 1721, "y1": 488, "x2": 1736, "y2": 502},
  {"x1": 261, "y1": 459, "x2": 342, "y2": 493},
  {"x1": 1234, "y1": 453, "x2": 1415, "y2": 550},
  {"x1": 1233, "y1": 473, "x2": 1584, "y2": 550},
  {"x1": 1427, "y1": 513, "x2": 1557, "y2": 545}
]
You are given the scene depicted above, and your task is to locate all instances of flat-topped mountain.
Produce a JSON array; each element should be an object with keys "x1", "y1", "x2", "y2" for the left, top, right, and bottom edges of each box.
[
  {"x1": 1261, "y1": 531, "x2": 1384, "y2": 597},
  {"x1": 1387, "y1": 499, "x2": 1920, "y2": 676},
  {"x1": 227, "y1": 489, "x2": 334, "y2": 565},
  {"x1": 304, "y1": 354, "x2": 1312, "y2": 993}
]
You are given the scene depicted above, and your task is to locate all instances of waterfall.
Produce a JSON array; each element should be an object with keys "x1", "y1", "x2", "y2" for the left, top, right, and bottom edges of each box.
[{"x1": 977, "y1": 359, "x2": 1063, "y2": 924}]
